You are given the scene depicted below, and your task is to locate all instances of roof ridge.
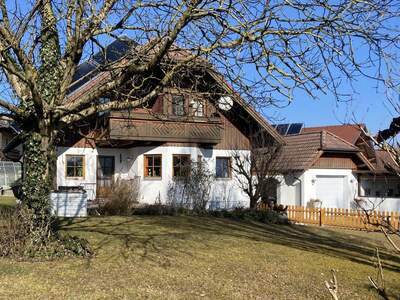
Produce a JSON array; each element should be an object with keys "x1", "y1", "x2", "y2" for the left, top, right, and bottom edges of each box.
[
  {"x1": 305, "y1": 123, "x2": 365, "y2": 129},
  {"x1": 286, "y1": 131, "x2": 322, "y2": 137}
]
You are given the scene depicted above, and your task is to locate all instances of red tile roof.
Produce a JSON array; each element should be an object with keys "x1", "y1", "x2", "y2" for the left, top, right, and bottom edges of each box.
[
  {"x1": 303, "y1": 124, "x2": 365, "y2": 144},
  {"x1": 276, "y1": 131, "x2": 360, "y2": 170}
]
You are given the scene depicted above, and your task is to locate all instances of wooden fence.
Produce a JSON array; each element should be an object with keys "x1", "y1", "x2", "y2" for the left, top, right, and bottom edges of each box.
[{"x1": 260, "y1": 204, "x2": 400, "y2": 231}]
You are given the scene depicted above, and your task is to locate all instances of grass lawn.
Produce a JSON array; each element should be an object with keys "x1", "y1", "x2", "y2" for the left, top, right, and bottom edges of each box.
[
  {"x1": 0, "y1": 216, "x2": 399, "y2": 299},
  {"x1": 0, "y1": 196, "x2": 16, "y2": 208}
]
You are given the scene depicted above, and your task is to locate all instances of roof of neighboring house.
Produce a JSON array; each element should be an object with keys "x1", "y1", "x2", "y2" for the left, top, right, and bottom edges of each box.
[
  {"x1": 303, "y1": 124, "x2": 365, "y2": 144},
  {"x1": 375, "y1": 150, "x2": 400, "y2": 173},
  {"x1": 277, "y1": 131, "x2": 365, "y2": 171}
]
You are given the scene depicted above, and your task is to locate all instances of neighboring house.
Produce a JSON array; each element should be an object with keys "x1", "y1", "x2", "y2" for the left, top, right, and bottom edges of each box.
[
  {"x1": 53, "y1": 38, "x2": 284, "y2": 211},
  {"x1": 277, "y1": 124, "x2": 400, "y2": 211},
  {"x1": 0, "y1": 118, "x2": 21, "y2": 194}
]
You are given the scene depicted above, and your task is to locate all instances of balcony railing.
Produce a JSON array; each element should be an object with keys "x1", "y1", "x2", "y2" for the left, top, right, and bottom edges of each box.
[{"x1": 108, "y1": 112, "x2": 223, "y2": 144}]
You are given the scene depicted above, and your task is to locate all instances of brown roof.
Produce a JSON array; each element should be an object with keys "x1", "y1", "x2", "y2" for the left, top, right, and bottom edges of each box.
[
  {"x1": 375, "y1": 150, "x2": 400, "y2": 173},
  {"x1": 65, "y1": 39, "x2": 284, "y2": 145},
  {"x1": 277, "y1": 131, "x2": 361, "y2": 171},
  {"x1": 303, "y1": 124, "x2": 364, "y2": 144}
]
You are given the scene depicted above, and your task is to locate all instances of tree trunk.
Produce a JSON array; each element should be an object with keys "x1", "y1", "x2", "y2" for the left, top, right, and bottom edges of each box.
[
  {"x1": 249, "y1": 197, "x2": 258, "y2": 210},
  {"x1": 21, "y1": 125, "x2": 57, "y2": 225}
]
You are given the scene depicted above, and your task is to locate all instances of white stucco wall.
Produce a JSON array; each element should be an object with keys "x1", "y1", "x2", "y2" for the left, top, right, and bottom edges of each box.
[
  {"x1": 56, "y1": 147, "x2": 134, "y2": 200},
  {"x1": 356, "y1": 197, "x2": 400, "y2": 212},
  {"x1": 277, "y1": 173, "x2": 303, "y2": 206},
  {"x1": 278, "y1": 168, "x2": 358, "y2": 209},
  {"x1": 278, "y1": 168, "x2": 400, "y2": 212},
  {"x1": 358, "y1": 177, "x2": 400, "y2": 211},
  {"x1": 56, "y1": 145, "x2": 250, "y2": 208},
  {"x1": 303, "y1": 168, "x2": 358, "y2": 208}
]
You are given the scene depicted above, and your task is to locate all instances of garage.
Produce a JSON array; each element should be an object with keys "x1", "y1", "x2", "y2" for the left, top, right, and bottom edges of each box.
[{"x1": 316, "y1": 175, "x2": 345, "y2": 208}]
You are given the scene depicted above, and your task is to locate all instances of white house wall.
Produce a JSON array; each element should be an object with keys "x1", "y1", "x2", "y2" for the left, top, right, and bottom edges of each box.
[
  {"x1": 278, "y1": 168, "x2": 400, "y2": 212},
  {"x1": 277, "y1": 173, "x2": 303, "y2": 206},
  {"x1": 56, "y1": 147, "x2": 134, "y2": 200},
  {"x1": 278, "y1": 168, "x2": 358, "y2": 209},
  {"x1": 303, "y1": 169, "x2": 358, "y2": 208},
  {"x1": 56, "y1": 146, "x2": 250, "y2": 208},
  {"x1": 358, "y1": 177, "x2": 400, "y2": 211}
]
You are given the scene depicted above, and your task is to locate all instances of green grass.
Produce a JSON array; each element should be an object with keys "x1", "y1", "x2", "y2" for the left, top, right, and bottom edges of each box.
[
  {"x1": 0, "y1": 216, "x2": 399, "y2": 299},
  {"x1": 0, "y1": 196, "x2": 16, "y2": 208}
]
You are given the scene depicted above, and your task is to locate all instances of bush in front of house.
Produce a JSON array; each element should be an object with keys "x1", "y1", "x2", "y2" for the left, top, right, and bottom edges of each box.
[
  {"x1": 209, "y1": 207, "x2": 289, "y2": 225},
  {"x1": 98, "y1": 178, "x2": 140, "y2": 216},
  {"x1": 0, "y1": 205, "x2": 92, "y2": 259},
  {"x1": 132, "y1": 203, "x2": 185, "y2": 216},
  {"x1": 132, "y1": 203, "x2": 289, "y2": 225}
]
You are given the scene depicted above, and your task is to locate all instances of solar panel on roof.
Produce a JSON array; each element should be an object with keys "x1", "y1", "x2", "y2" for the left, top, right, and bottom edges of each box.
[
  {"x1": 69, "y1": 37, "x2": 137, "y2": 93},
  {"x1": 287, "y1": 123, "x2": 303, "y2": 135},
  {"x1": 273, "y1": 123, "x2": 304, "y2": 136},
  {"x1": 275, "y1": 124, "x2": 289, "y2": 135}
]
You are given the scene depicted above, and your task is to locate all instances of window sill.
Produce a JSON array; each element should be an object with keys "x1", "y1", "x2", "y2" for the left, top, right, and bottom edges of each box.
[
  {"x1": 215, "y1": 177, "x2": 232, "y2": 181},
  {"x1": 143, "y1": 177, "x2": 162, "y2": 181},
  {"x1": 66, "y1": 177, "x2": 85, "y2": 180}
]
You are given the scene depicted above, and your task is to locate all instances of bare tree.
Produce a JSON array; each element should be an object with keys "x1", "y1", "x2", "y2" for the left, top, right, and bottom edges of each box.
[
  {"x1": 167, "y1": 159, "x2": 213, "y2": 212},
  {"x1": 231, "y1": 132, "x2": 286, "y2": 209},
  {"x1": 0, "y1": 0, "x2": 397, "y2": 234}
]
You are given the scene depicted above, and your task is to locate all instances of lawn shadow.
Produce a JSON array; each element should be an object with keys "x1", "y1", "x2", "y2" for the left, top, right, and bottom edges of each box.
[
  {"x1": 60, "y1": 216, "x2": 200, "y2": 265},
  {"x1": 59, "y1": 216, "x2": 400, "y2": 272}
]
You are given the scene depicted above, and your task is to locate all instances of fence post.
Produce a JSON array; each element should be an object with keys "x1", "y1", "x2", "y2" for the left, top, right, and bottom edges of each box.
[{"x1": 319, "y1": 208, "x2": 325, "y2": 226}]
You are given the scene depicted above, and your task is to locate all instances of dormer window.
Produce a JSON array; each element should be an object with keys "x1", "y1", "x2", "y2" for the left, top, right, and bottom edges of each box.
[{"x1": 172, "y1": 95, "x2": 185, "y2": 116}]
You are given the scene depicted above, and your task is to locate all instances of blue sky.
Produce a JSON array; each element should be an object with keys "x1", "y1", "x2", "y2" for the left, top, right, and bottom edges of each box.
[{"x1": 265, "y1": 78, "x2": 396, "y2": 134}]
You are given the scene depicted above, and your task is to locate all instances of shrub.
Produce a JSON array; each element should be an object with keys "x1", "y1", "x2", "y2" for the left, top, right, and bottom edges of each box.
[
  {"x1": 167, "y1": 159, "x2": 213, "y2": 213},
  {"x1": 99, "y1": 177, "x2": 140, "y2": 215},
  {"x1": 0, "y1": 205, "x2": 92, "y2": 259},
  {"x1": 210, "y1": 207, "x2": 289, "y2": 225},
  {"x1": 133, "y1": 195, "x2": 190, "y2": 216}
]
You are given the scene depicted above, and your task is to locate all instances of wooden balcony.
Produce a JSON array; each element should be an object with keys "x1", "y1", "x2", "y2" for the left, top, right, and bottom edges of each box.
[{"x1": 107, "y1": 112, "x2": 223, "y2": 144}]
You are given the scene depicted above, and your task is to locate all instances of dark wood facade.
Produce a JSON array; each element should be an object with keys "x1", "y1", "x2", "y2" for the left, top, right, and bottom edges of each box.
[
  {"x1": 100, "y1": 89, "x2": 255, "y2": 149},
  {"x1": 312, "y1": 153, "x2": 368, "y2": 170},
  {"x1": 108, "y1": 112, "x2": 223, "y2": 144},
  {"x1": 312, "y1": 156, "x2": 358, "y2": 170}
]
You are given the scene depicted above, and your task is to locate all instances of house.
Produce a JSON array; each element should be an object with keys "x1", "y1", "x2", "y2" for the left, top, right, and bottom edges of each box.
[
  {"x1": 0, "y1": 117, "x2": 21, "y2": 194},
  {"x1": 51, "y1": 38, "x2": 284, "y2": 215},
  {"x1": 6, "y1": 38, "x2": 400, "y2": 215},
  {"x1": 276, "y1": 124, "x2": 400, "y2": 211}
]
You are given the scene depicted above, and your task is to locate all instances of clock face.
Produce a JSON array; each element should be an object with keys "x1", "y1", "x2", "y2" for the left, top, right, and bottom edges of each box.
[{"x1": 218, "y1": 96, "x2": 233, "y2": 111}]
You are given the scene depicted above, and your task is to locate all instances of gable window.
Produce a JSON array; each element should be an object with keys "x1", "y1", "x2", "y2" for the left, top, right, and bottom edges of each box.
[
  {"x1": 173, "y1": 154, "x2": 191, "y2": 177},
  {"x1": 216, "y1": 157, "x2": 231, "y2": 178},
  {"x1": 172, "y1": 95, "x2": 185, "y2": 116},
  {"x1": 189, "y1": 99, "x2": 204, "y2": 117},
  {"x1": 144, "y1": 154, "x2": 162, "y2": 178},
  {"x1": 66, "y1": 155, "x2": 85, "y2": 178}
]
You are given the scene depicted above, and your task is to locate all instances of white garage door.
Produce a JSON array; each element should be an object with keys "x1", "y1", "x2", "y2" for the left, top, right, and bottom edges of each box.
[{"x1": 316, "y1": 175, "x2": 345, "y2": 208}]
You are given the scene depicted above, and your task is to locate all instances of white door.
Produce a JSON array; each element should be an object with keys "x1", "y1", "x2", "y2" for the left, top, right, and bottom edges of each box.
[{"x1": 316, "y1": 175, "x2": 345, "y2": 208}]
